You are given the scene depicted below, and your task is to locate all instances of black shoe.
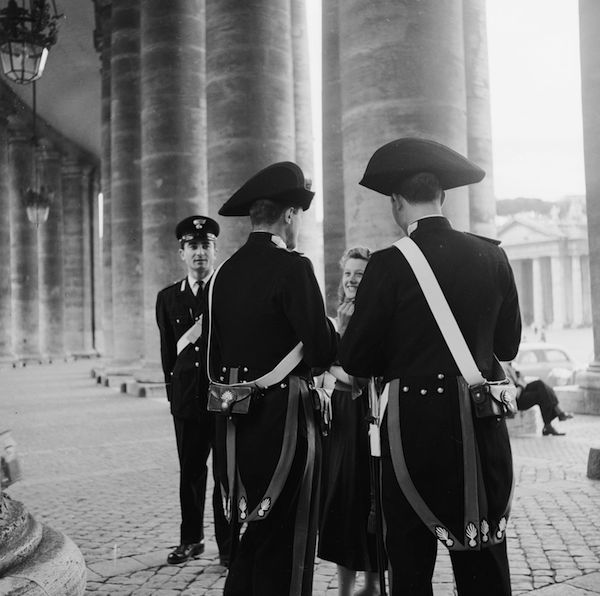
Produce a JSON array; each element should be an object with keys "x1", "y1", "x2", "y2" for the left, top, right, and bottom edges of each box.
[
  {"x1": 557, "y1": 411, "x2": 574, "y2": 421},
  {"x1": 167, "y1": 541, "x2": 205, "y2": 564},
  {"x1": 542, "y1": 423, "x2": 565, "y2": 436}
]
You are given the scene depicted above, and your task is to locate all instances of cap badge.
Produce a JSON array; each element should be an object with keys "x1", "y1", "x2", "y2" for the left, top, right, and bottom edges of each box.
[{"x1": 193, "y1": 218, "x2": 206, "y2": 229}]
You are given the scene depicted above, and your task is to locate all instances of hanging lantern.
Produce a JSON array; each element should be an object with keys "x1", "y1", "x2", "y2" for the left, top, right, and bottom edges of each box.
[
  {"x1": 24, "y1": 184, "x2": 52, "y2": 226},
  {"x1": 0, "y1": 0, "x2": 62, "y2": 84}
]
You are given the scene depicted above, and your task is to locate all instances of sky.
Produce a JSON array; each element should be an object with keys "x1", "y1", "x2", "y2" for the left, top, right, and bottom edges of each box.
[{"x1": 306, "y1": 0, "x2": 585, "y2": 204}]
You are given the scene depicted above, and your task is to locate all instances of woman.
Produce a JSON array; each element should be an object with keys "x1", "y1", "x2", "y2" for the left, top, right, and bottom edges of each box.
[{"x1": 317, "y1": 246, "x2": 380, "y2": 596}]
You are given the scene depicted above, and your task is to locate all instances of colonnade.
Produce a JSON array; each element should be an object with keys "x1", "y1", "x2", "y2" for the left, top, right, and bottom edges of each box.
[{"x1": 0, "y1": 88, "x2": 98, "y2": 365}]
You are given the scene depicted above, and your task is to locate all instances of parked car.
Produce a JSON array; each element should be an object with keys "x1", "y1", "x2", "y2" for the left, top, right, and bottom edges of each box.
[{"x1": 511, "y1": 342, "x2": 581, "y2": 386}]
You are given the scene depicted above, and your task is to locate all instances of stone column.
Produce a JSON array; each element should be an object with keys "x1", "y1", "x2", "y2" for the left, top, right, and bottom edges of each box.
[
  {"x1": 136, "y1": 0, "x2": 207, "y2": 384},
  {"x1": 292, "y1": 0, "x2": 323, "y2": 285},
  {"x1": 9, "y1": 133, "x2": 40, "y2": 363},
  {"x1": 572, "y1": 255, "x2": 584, "y2": 326},
  {"x1": 322, "y1": 0, "x2": 345, "y2": 312},
  {"x1": 338, "y1": 0, "x2": 469, "y2": 251},
  {"x1": 61, "y1": 159, "x2": 87, "y2": 358},
  {"x1": 463, "y1": 0, "x2": 496, "y2": 236},
  {"x1": 91, "y1": 177, "x2": 103, "y2": 353},
  {"x1": 532, "y1": 257, "x2": 545, "y2": 328},
  {"x1": 95, "y1": 0, "x2": 113, "y2": 360},
  {"x1": 206, "y1": 0, "x2": 296, "y2": 259},
  {"x1": 37, "y1": 144, "x2": 64, "y2": 361},
  {"x1": 110, "y1": 0, "x2": 143, "y2": 372},
  {"x1": 550, "y1": 255, "x2": 566, "y2": 329},
  {"x1": 578, "y1": 0, "x2": 600, "y2": 396},
  {"x1": 0, "y1": 107, "x2": 13, "y2": 364},
  {"x1": 83, "y1": 170, "x2": 96, "y2": 354}
]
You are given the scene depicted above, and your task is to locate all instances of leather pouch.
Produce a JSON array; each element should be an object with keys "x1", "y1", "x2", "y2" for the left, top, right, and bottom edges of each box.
[
  {"x1": 207, "y1": 383, "x2": 254, "y2": 415},
  {"x1": 470, "y1": 381, "x2": 517, "y2": 419}
]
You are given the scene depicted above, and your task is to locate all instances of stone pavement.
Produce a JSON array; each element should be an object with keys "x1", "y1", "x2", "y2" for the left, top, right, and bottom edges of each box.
[{"x1": 1, "y1": 360, "x2": 599, "y2": 595}]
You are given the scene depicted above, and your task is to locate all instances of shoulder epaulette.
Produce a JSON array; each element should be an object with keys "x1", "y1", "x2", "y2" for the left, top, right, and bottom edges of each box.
[{"x1": 465, "y1": 232, "x2": 501, "y2": 246}]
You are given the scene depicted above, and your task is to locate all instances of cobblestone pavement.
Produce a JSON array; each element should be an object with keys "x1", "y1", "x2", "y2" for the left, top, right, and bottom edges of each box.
[{"x1": 1, "y1": 361, "x2": 599, "y2": 595}]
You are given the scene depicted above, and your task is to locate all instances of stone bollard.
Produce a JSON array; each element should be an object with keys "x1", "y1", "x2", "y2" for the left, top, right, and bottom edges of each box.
[{"x1": 587, "y1": 447, "x2": 600, "y2": 480}]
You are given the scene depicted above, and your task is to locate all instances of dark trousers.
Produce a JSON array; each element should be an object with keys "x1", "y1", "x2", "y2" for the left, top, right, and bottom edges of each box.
[
  {"x1": 173, "y1": 416, "x2": 230, "y2": 555},
  {"x1": 223, "y1": 428, "x2": 310, "y2": 596},
  {"x1": 381, "y1": 456, "x2": 511, "y2": 596},
  {"x1": 517, "y1": 380, "x2": 559, "y2": 424}
]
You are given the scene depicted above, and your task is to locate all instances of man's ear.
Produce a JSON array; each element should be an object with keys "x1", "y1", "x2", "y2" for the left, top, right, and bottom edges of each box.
[
  {"x1": 284, "y1": 206, "x2": 295, "y2": 223},
  {"x1": 178, "y1": 247, "x2": 185, "y2": 261}
]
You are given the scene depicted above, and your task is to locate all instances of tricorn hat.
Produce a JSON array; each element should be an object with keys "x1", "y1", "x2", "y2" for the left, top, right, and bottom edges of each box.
[
  {"x1": 219, "y1": 161, "x2": 314, "y2": 216},
  {"x1": 175, "y1": 215, "x2": 220, "y2": 244},
  {"x1": 359, "y1": 137, "x2": 485, "y2": 196}
]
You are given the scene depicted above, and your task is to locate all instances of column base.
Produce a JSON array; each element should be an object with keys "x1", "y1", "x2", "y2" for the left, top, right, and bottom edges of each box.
[
  {"x1": 129, "y1": 363, "x2": 168, "y2": 398},
  {"x1": 555, "y1": 366, "x2": 600, "y2": 415}
]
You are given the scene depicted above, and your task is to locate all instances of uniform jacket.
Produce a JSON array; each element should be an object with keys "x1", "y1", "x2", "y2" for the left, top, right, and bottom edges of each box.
[
  {"x1": 208, "y1": 232, "x2": 338, "y2": 508},
  {"x1": 156, "y1": 277, "x2": 208, "y2": 419},
  {"x1": 339, "y1": 216, "x2": 521, "y2": 381},
  {"x1": 338, "y1": 216, "x2": 522, "y2": 551}
]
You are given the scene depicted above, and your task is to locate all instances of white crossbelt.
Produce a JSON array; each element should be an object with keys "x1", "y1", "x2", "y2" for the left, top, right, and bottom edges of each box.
[
  {"x1": 205, "y1": 262, "x2": 304, "y2": 389},
  {"x1": 393, "y1": 237, "x2": 487, "y2": 387},
  {"x1": 176, "y1": 317, "x2": 203, "y2": 355}
]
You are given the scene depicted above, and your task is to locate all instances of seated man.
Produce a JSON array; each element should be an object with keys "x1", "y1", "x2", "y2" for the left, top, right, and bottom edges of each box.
[{"x1": 502, "y1": 362, "x2": 573, "y2": 436}]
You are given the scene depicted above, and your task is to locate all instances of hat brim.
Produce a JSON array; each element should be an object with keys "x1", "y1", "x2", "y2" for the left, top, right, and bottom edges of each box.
[
  {"x1": 359, "y1": 138, "x2": 485, "y2": 196},
  {"x1": 219, "y1": 187, "x2": 315, "y2": 216}
]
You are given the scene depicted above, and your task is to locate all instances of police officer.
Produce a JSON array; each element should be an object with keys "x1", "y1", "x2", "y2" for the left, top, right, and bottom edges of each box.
[
  {"x1": 339, "y1": 139, "x2": 522, "y2": 596},
  {"x1": 156, "y1": 216, "x2": 229, "y2": 565},
  {"x1": 207, "y1": 162, "x2": 338, "y2": 595}
]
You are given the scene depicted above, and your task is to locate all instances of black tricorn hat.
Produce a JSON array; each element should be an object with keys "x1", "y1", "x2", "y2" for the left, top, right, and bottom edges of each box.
[
  {"x1": 219, "y1": 161, "x2": 314, "y2": 216},
  {"x1": 175, "y1": 215, "x2": 220, "y2": 244},
  {"x1": 359, "y1": 137, "x2": 485, "y2": 196}
]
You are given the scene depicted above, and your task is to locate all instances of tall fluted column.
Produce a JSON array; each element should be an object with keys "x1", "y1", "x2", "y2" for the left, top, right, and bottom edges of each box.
[
  {"x1": 206, "y1": 0, "x2": 296, "y2": 259},
  {"x1": 91, "y1": 177, "x2": 102, "y2": 353},
  {"x1": 137, "y1": 0, "x2": 207, "y2": 383},
  {"x1": 0, "y1": 108, "x2": 12, "y2": 363},
  {"x1": 572, "y1": 256, "x2": 584, "y2": 327},
  {"x1": 550, "y1": 255, "x2": 566, "y2": 329},
  {"x1": 37, "y1": 144, "x2": 64, "y2": 361},
  {"x1": 463, "y1": 0, "x2": 496, "y2": 236},
  {"x1": 292, "y1": 0, "x2": 323, "y2": 285},
  {"x1": 578, "y1": 0, "x2": 600, "y2": 393},
  {"x1": 338, "y1": 0, "x2": 469, "y2": 250},
  {"x1": 110, "y1": 0, "x2": 143, "y2": 371},
  {"x1": 9, "y1": 133, "x2": 40, "y2": 362},
  {"x1": 532, "y1": 257, "x2": 545, "y2": 328},
  {"x1": 96, "y1": 0, "x2": 113, "y2": 359},
  {"x1": 62, "y1": 159, "x2": 87, "y2": 357},
  {"x1": 322, "y1": 0, "x2": 345, "y2": 312},
  {"x1": 83, "y1": 170, "x2": 96, "y2": 354}
]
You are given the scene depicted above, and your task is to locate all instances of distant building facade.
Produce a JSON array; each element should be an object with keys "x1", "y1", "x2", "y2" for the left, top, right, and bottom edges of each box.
[{"x1": 498, "y1": 196, "x2": 591, "y2": 330}]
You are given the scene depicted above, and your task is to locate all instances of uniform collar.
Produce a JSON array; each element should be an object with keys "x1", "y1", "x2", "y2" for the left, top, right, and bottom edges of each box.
[
  {"x1": 184, "y1": 271, "x2": 213, "y2": 294},
  {"x1": 249, "y1": 231, "x2": 288, "y2": 249},
  {"x1": 407, "y1": 215, "x2": 451, "y2": 237}
]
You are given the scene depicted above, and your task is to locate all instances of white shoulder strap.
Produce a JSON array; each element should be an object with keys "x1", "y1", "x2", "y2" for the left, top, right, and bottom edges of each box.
[
  {"x1": 393, "y1": 237, "x2": 486, "y2": 387},
  {"x1": 205, "y1": 261, "x2": 303, "y2": 389}
]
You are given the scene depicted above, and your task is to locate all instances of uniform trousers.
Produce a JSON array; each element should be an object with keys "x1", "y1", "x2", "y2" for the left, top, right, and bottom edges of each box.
[
  {"x1": 173, "y1": 416, "x2": 229, "y2": 554},
  {"x1": 516, "y1": 380, "x2": 560, "y2": 425},
  {"x1": 223, "y1": 430, "x2": 309, "y2": 596},
  {"x1": 381, "y1": 456, "x2": 511, "y2": 596}
]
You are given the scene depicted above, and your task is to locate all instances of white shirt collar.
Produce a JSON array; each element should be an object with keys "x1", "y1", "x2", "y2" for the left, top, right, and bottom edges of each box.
[
  {"x1": 271, "y1": 234, "x2": 288, "y2": 249},
  {"x1": 187, "y1": 270, "x2": 213, "y2": 295},
  {"x1": 407, "y1": 215, "x2": 447, "y2": 237}
]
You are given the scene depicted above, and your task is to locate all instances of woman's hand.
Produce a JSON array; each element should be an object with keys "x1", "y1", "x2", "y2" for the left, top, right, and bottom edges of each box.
[{"x1": 336, "y1": 299, "x2": 355, "y2": 336}]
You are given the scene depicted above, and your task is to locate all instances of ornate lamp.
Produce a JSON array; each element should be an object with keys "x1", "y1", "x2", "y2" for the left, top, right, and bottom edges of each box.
[
  {"x1": 23, "y1": 80, "x2": 52, "y2": 226},
  {"x1": 0, "y1": 0, "x2": 61, "y2": 84}
]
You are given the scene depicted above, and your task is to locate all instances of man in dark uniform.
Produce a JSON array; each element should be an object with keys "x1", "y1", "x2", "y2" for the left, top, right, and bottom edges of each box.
[
  {"x1": 156, "y1": 215, "x2": 229, "y2": 565},
  {"x1": 207, "y1": 162, "x2": 338, "y2": 596},
  {"x1": 339, "y1": 138, "x2": 522, "y2": 596}
]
